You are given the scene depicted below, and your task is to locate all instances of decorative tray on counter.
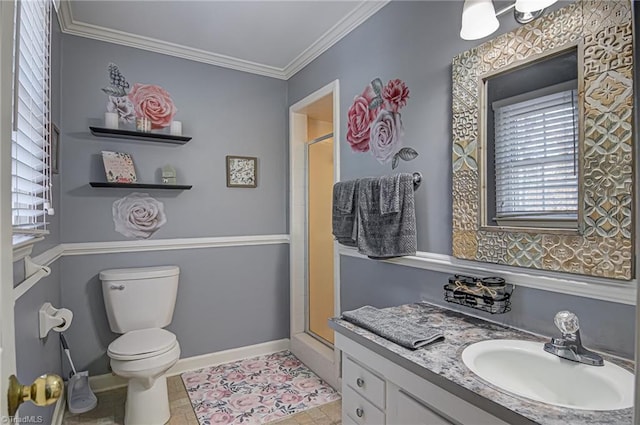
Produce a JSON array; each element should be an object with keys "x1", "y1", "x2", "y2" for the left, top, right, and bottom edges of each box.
[{"x1": 444, "y1": 274, "x2": 513, "y2": 314}]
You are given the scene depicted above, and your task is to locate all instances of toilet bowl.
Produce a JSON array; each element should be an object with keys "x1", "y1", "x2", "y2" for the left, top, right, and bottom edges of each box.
[
  {"x1": 108, "y1": 329, "x2": 181, "y2": 425},
  {"x1": 100, "y1": 266, "x2": 181, "y2": 425}
]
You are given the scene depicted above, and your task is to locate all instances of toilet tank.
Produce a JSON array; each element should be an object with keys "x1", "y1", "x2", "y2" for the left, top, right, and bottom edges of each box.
[{"x1": 100, "y1": 266, "x2": 179, "y2": 333}]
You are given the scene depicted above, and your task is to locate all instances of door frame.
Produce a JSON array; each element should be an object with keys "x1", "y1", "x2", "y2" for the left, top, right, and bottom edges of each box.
[
  {"x1": 0, "y1": 0, "x2": 18, "y2": 416},
  {"x1": 289, "y1": 80, "x2": 340, "y2": 389}
]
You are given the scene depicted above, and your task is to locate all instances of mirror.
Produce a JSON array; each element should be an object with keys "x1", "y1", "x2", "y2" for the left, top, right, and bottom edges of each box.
[{"x1": 451, "y1": 0, "x2": 634, "y2": 280}]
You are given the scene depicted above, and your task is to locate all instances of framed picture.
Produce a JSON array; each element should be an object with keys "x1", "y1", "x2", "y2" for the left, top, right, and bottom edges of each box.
[
  {"x1": 50, "y1": 123, "x2": 60, "y2": 174},
  {"x1": 226, "y1": 155, "x2": 257, "y2": 188}
]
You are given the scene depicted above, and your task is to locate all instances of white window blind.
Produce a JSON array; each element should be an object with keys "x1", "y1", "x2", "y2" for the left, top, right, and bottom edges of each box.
[
  {"x1": 12, "y1": 0, "x2": 52, "y2": 246},
  {"x1": 493, "y1": 83, "x2": 578, "y2": 222}
]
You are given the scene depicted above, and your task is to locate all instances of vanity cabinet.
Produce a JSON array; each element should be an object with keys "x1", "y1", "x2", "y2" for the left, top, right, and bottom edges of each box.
[{"x1": 336, "y1": 332, "x2": 509, "y2": 425}]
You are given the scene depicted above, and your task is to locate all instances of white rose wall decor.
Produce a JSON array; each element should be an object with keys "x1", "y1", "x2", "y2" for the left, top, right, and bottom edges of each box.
[
  {"x1": 346, "y1": 77, "x2": 418, "y2": 169},
  {"x1": 112, "y1": 192, "x2": 167, "y2": 239}
]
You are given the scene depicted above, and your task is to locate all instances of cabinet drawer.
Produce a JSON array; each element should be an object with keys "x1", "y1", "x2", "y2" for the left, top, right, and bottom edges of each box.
[
  {"x1": 343, "y1": 385, "x2": 385, "y2": 425},
  {"x1": 393, "y1": 389, "x2": 453, "y2": 425},
  {"x1": 344, "y1": 356, "x2": 385, "y2": 407},
  {"x1": 342, "y1": 412, "x2": 358, "y2": 425}
]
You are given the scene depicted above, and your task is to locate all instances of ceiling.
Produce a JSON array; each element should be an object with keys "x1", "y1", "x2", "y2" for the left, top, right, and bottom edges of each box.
[{"x1": 56, "y1": 0, "x2": 389, "y2": 80}]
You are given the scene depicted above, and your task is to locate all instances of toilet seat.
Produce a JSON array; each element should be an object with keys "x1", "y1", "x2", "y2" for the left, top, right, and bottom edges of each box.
[{"x1": 108, "y1": 328, "x2": 177, "y2": 361}]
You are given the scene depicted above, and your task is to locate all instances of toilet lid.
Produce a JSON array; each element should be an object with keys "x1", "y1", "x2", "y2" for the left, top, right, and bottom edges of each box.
[{"x1": 108, "y1": 328, "x2": 177, "y2": 361}]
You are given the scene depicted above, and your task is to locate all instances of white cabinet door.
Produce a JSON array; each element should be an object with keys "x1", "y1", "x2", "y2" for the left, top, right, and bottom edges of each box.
[
  {"x1": 395, "y1": 390, "x2": 453, "y2": 425},
  {"x1": 387, "y1": 383, "x2": 453, "y2": 425}
]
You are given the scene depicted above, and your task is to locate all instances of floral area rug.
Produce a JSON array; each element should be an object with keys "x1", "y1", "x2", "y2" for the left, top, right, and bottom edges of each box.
[{"x1": 181, "y1": 350, "x2": 340, "y2": 425}]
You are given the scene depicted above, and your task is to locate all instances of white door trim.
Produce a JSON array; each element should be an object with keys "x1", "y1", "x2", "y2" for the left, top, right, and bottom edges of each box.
[
  {"x1": 0, "y1": 0, "x2": 17, "y2": 415},
  {"x1": 289, "y1": 80, "x2": 341, "y2": 389}
]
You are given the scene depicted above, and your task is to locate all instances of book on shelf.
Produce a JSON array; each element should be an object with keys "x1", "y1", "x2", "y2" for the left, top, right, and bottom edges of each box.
[{"x1": 102, "y1": 151, "x2": 137, "y2": 183}]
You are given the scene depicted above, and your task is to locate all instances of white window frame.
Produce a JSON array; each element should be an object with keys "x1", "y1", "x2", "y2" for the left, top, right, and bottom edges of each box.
[
  {"x1": 492, "y1": 80, "x2": 579, "y2": 230},
  {"x1": 11, "y1": 0, "x2": 52, "y2": 260}
]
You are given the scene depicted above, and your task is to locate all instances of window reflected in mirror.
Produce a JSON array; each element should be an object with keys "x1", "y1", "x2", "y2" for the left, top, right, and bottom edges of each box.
[{"x1": 483, "y1": 48, "x2": 580, "y2": 230}]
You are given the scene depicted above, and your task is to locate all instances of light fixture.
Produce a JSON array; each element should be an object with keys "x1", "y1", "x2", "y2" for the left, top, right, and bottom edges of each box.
[
  {"x1": 515, "y1": 0, "x2": 558, "y2": 13},
  {"x1": 460, "y1": 0, "x2": 558, "y2": 41},
  {"x1": 460, "y1": 0, "x2": 500, "y2": 41}
]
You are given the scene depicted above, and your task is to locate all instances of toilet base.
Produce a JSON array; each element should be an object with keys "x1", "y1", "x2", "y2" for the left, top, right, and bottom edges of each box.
[{"x1": 125, "y1": 375, "x2": 170, "y2": 425}]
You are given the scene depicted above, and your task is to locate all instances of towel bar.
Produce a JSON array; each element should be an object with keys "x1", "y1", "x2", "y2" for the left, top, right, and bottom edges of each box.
[{"x1": 413, "y1": 172, "x2": 422, "y2": 190}]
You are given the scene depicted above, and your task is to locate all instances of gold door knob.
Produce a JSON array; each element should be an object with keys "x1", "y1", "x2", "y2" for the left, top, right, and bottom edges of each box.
[{"x1": 7, "y1": 374, "x2": 63, "y2": 417}]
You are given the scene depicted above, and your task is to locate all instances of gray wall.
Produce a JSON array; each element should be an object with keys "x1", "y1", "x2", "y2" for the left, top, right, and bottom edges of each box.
[
  {"x1": 288, "y1": 0, "x2": 636, "y2": 358},
  {"x1": 55, "y1": 33, "x2": 291, "y2": 376},
  {"x1": 59, "y1": 35, "x2": 288, "y2": 242}
]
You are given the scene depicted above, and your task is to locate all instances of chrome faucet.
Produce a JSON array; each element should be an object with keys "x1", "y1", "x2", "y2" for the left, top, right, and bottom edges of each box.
[{"x1": 543, "y1": 311, "x2": 604, "y2": 366}]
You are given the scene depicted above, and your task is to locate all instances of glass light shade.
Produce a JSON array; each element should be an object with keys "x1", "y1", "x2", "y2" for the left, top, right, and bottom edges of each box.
[
  {"x1": 460, "y1": 0, "x2": 500, "y2": 41},
  {"x1": 515, "y1": 0, "x2": 558, "y2": 13}
]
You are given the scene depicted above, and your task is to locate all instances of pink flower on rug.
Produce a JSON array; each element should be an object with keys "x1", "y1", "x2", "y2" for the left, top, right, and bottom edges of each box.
[
  {"x1": 382, "y1": 79, "x2": 410, "y2": 113},
  {"x1": 242, "y1": 360, "x2": 268, "y2": 371},
  {"x1": 228, "y1": 394, "x2": 263, "y2": 411},
  {"x1": 271, "y1": 373, "x2": 292, "y2": 383},
  {"x1": 281, "y1": 393, "x2": 304, "y2": 405},
  {"x1": 127, "y1": 83, "x2": 177, "y2": 129},
  {"x1": 281, "y1": 358, "x2": 301, "y2": 368},
  {"x1": 210, "y1": 412, "x2": 234, "y2": 425},
  {"x1": 292, "y1": 377, "x2": 322, "y2": 391},
  {"x1": 226, "y1": 371, "x2": 246, "y2": 381},
  {"x1": 346, "y1": 95, "x2": 377, "y2": 153},
  {"x1": 370, "y1": 109, "x2": 404, "y2": 164},
  {"x1": 205, "y1": 388, "x2": 232, "y2": 400}
]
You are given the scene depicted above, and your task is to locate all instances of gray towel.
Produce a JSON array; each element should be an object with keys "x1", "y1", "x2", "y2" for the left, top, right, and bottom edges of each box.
[
  {"x1": 357, "y1": 174, "x2": 417, "y2": 258},
  {"x1": 379, "y1": 174, "x2": 401, "y2": 214},
  {"x1": 332, "y1": 180, "x2": 359, "y2": 247},
  {"x1": 342, "y1": 305, "x2": 444, "y2": 350}
]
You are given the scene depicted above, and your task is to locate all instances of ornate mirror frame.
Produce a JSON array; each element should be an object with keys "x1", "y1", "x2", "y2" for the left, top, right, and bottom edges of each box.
[{"x1": 452, "y1": 0, "x2": 634, "y2": 280}]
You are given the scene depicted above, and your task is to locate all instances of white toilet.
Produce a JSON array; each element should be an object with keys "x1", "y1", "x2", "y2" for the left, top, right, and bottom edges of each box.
[{"x1": 100, "y1": 266, "x2": 181, "y2": 425}]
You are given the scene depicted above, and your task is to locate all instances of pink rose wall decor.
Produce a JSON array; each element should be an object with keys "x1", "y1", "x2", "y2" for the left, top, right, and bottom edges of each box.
[
  {"x1": 101, "y1": 63, "x2": 178, "y2": 129},
  {"x1": 346, "y1": 77, "x2": 419, "y2": 168}
]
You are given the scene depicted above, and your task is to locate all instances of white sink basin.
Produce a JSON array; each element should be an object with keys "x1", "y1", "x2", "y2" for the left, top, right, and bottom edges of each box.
[{"x1": 462, "y1": 339, "x2": 634, "y2": 411}]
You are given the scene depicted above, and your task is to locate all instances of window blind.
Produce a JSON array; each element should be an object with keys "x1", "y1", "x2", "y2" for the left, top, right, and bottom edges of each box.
[
  {"x1": 494, "y1": 87, "x2": 578, "y2": 220},
  {"x1": 11, "y1": 0, "x2": 52, "y2": 245}
]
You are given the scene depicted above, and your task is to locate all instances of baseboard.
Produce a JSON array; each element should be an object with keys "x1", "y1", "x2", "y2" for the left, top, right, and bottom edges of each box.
[
  {"x1": 290, "y1": 333, "x2": 339, "y2": 390},
  {"x1": 51, "y1": 391, "x2": 66, "y2": 425},
  {"x1": 89, "y1": 338, "x2": 290, "y2": 393}
]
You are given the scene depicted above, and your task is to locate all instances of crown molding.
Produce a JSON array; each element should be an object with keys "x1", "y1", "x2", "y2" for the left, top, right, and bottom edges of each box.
[
  {"x1": 283, "y1": 1, "x2": 390, "y2": 79},
  {"x1": 54, "y1": 0, "x2": 389, "y2": 80}
]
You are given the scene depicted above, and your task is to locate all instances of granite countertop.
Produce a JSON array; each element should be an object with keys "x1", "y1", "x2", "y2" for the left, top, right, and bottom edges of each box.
[{"x1": 329, "y1": 302, "x2": 634, "y2": 425}]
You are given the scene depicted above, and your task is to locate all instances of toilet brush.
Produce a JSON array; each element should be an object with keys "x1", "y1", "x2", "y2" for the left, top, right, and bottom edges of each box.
[
  {"x1": 60, "y1": 334, "x2": 77, "y2": 377},
  {"x1": 60, "y1": 333, "x2": 97, "y2": 414}
]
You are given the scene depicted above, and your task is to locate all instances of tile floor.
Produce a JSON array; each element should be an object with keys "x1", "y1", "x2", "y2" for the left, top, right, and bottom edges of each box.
[{"x1": 62, "y1": 376, "x2": 341, "y2": 425}]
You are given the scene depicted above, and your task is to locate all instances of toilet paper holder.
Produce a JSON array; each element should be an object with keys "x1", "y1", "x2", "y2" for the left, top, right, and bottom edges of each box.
[{"x1": 39, "y1": 303, "x2": 73, "y2": 339}]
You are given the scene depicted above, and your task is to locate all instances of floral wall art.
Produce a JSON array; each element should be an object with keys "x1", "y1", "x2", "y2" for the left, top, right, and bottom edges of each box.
[
  {"x1": 346, "y1": 78, "x2": 418, "y2": 169},
  {"x1": 113, "y1": 192, "x2": 167, "y2": 239},
  {"x1": 102, "y1": 63, "x2": 177, "y2": 129}
]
